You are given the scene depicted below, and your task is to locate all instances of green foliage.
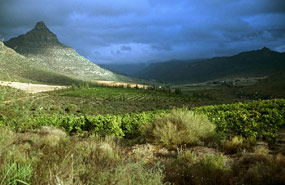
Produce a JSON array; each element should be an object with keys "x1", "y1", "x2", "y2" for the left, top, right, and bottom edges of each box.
[
  {"x1": 194, "y1": 99, "x2": 285, "y2": 141},
  {"x1": 121, "y1": 110, "x2": 167, "y2": 139},
  {"x1": 45, "y1": 86, "x2": 194, "y2": 115},
  {"x1": 13, "y1": 110, "x2": 166, "y2": 138},
  {"x1": 144, "y1": 109, "x2": 218, "y2": 147},
  {"x1": 1, "y1": 86, "x2": 169, "y2": 137},
  {"x1": 0, "y1": 162, "x2": 32, "y2": 185},
  {"x1": 0, "y1": 129, "x2": 32, "y2": 185},
  {"x1": 2, "y1": 88, "x2": 284, "y2": 143},
  {"x1": 0, "y1": 86, "x2": 35, "y2": 132},
  {"x1": 58, "y1": 86, "x2": 185, "y2": 102}
]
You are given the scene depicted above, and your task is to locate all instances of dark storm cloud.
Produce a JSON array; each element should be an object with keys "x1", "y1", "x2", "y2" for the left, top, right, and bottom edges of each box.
[{"x1": 0, "y1": 0, "x2": 284, "y2": 63}]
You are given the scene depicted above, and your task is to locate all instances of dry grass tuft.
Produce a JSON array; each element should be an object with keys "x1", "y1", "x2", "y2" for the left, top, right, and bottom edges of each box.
[{"x1": 144, "y1": 109, "x2": 218, "y2": 147}]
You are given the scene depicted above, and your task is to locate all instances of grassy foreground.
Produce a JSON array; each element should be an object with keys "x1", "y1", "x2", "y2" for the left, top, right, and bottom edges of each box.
[{"x1": 1, "y1": 85, "x2": 285, "y2": 184}]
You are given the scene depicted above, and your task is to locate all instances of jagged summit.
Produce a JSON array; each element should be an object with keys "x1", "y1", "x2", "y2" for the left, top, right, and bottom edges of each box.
[
  {"x1": 24, "y1": 21, "x2": 59, "y2": 43},
  {"x1": 34, "y1": 21, "x2": 48, "y2": 30},
  {"x1": 30, "y1": 21, "x2": 55, "y2": 37},
  {"x1": 261, "y1": 47, "x2": 271, "y2": 51},
  {"x1": 259, "y1": 47, "x2": 272, "y2": 55},
  {"x1": 4, "y1": 21, "x2": 61, "y2": 52}
]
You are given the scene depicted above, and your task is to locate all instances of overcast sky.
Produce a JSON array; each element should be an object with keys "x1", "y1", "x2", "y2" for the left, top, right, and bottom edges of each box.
[{"x1": 0, "y1": 0, "x2": 285, "y2": 64}]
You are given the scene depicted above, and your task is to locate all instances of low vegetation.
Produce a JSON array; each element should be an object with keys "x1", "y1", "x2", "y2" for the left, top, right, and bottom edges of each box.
[
  {"x1": 144, "y1": 110, "x2": 218, "y2": 147},
  {"x1": 0, "y1": 128, "x2": 165, "y2": 185},
  {"x1": 1, "y1": 84, "x2": 285, "y2": 184},
  {"x1": 194, "y1": 99, "x2": 285, "y2": 142}
]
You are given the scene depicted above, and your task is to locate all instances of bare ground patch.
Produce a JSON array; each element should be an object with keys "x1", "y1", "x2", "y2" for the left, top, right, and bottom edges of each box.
[{"x1": 0, "y1": 81, "x2": 67, "y2": 93}]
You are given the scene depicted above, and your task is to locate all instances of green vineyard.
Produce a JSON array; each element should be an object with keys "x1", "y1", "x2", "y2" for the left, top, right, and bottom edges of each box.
[
  {"x1": 57, "y1": 86, "x2": 187, "y2": 102},
  {"x1": 193, "y1": 99, "x2": 285, "y2": 141},
  {"x1": 42, "y1": 86, "x2": 203, "y2": 115},
  {"x1": 1, "y1": 84, "x2": 284, "y2": 142}
]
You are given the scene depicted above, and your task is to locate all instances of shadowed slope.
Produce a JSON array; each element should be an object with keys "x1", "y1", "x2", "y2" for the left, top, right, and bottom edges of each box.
[{"x1": 135, "y1": 48, "x2": 285, "y2": 83}]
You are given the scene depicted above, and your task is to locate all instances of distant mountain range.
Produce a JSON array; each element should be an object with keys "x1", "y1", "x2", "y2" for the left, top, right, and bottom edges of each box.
[
  {"x1": 134, "y1": 48, "x2": 285, "y2": 83},
  {"x1": 4, "y1": 21, "x2": 134, "y2": 83}
]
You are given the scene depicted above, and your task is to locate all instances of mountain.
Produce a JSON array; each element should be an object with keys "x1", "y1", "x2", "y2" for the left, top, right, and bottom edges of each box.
[
  {"x1": 99, "y1": 63, "x2": 148, "y2": 76},
  {"x1": 4, "y1": 21, "x2": 133, "y2": 83},
  {"x1": 135, "y1": 48, "x2": 285, "y2": 83},
  {"x1": 0, "y1": 41, "x2": 84, "y2": 85}
]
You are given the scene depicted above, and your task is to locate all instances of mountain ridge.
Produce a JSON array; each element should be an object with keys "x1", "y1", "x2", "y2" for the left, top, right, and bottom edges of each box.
[
  {"x1": 134, "y1": 47, "x2": 285, "y2": 83},
  {"x1": 4, "y1": 21, "x2": 134, "y2": 83}
]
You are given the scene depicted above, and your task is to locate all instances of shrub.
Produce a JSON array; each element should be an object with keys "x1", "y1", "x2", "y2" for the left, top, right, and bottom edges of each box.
[
  {"x1": 223, "y1": 136, "x2": 256, "y2": 154},
  {"x1": 165, "y1": 151, "x2": 231, "y2": 185},
  {"x1": 144, "y1": 109, "x2": 218, "y2": 147},
  {"x1": 174, "y1": 88, "x2": 182, "y2": 95},
  {"x1": 65, "y1": 104, "x2": 79, "y2": 113},
  {"x1": 233, "y1": 153, "x2": 285, "y2": 184},
  {"x1": 121, "y1": 111, "x2": 166, "y2": 139}
]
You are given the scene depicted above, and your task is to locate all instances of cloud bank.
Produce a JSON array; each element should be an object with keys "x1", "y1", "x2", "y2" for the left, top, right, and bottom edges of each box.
[{"x1": 0, "y1": 0, "x2": 284, "y2": 63}]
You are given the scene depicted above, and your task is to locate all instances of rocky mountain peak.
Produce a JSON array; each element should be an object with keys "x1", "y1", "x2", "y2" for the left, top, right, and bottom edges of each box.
[
  {"x1": 261, "y1": 47, "x2": 271, "y2": 52},
  {"x1": 4, "y1": 21, "x2": 62, "y2": 52},
  {"x1": 34, "y1": 21, "x2": 49, "y2": 31},
  {"x1": 25, "y1": 21, "x2": 58, "y2": 42}
]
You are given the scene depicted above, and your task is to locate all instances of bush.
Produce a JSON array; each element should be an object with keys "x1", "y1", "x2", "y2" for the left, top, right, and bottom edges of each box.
[
  {"x1": 165, "y1": 151, "x2": 231, "y2": 185},
  {"x1": 121, "y1": 110, "x2": 167, "y2": 139},
  {"x1": 174, "y1": 88, "x2": 182, "y2": 95},
  {"x1": 233, "y1": 153, "x2": 285, "y2": 185},
  {"x1": 144, "y1": 109, "x2": 218, "y2": 147},
  {"x1": 222, "y1": 136, "x2": 256, "y2": 154}
]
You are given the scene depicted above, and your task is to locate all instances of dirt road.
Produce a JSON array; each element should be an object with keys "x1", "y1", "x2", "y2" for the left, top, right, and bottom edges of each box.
[{"x1": 0, "y1": 81, "x2": 66, "y2": 93}]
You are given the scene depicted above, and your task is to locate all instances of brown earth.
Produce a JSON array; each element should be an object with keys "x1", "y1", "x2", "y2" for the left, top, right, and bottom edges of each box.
[{"x1": 0, "y1": 81, "x2": 67, "y2": 93}]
